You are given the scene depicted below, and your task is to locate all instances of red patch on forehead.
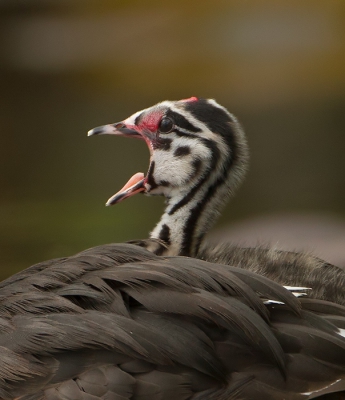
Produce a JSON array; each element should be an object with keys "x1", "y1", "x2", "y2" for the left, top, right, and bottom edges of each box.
[
  {"x1": 180, "y1": 96, "x2": 198, "y2": 103},
  {"x1": 137, "y1": 111, "x2": 161, "y2": 132}
]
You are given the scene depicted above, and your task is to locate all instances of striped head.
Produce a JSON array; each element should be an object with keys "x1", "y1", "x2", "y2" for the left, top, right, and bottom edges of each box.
[{"x1": 88, "y1": 98, "x2": 249, "y2": 256}]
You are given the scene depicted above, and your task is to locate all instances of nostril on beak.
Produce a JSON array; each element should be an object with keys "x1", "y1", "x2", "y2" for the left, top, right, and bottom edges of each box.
[{"x1": 113, "y1": 122, "x2": 126, "y2": 129}]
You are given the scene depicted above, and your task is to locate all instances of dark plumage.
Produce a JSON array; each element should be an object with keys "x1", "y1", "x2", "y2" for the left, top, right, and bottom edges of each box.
[{"x1": 1, "y1": 243, "x2": 345, "y2": 399}]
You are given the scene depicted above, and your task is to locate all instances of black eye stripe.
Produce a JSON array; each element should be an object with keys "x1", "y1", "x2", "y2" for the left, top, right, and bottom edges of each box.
[
  {"x1": 165, "y1": 109, "x2": 201, "y2": 133},
  {"x1": 174, "y1": 129, "x2": 198, "y2": 139}
]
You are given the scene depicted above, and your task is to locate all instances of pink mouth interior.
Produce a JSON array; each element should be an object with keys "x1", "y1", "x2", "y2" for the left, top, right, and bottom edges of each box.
[
  {"x1": 106, "y1": 125, "x2": 154, "y2": 206},
  {"x1": 106, "y1": 172, "x2": 146, "y2": 206}
]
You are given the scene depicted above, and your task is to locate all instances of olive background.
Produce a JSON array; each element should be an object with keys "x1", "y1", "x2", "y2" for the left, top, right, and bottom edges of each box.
[{"x1": 1, "y1": 0, "x2": 345, "y2": 277}]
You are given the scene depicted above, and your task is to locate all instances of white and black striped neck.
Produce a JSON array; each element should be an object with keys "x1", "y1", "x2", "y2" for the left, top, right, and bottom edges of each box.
[{"x1": 88, "y1": 98, "x2": 249, "y2": 257}]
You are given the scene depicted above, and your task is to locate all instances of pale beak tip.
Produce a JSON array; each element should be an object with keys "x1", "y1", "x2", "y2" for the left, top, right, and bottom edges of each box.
[
  {"x1": 88, "y1": 125, "x2": 112, "y2": 136},
  {"x1": 87, "y1": 128, "x2": 99, "y2": 136}
]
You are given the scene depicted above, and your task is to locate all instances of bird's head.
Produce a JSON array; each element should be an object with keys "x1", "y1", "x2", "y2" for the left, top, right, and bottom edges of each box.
[{"x1": 88, "y1": 97, "x2": 248, "y2": 209}]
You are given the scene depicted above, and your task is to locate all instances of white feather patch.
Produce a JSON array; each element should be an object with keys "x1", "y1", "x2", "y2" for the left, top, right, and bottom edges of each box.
[
  {"x1": 283, "y1": 285, "x2": 311, "y2": 298},
  {"x1": 338, "y1": 328, "x2": 345, "y2": 338}
]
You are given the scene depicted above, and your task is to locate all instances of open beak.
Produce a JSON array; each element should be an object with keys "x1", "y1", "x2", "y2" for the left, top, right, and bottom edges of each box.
[{"x1": 88, "y1": 122, "x2": 148, "y2": 206}]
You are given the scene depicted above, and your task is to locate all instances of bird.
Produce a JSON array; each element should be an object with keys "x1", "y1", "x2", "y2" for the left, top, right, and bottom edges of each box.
[{"x1": 0, "y1": 97, "x2": 344, "y2": 399}]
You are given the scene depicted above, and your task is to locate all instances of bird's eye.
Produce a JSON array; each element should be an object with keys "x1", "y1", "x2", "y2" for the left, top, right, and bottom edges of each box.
[{"x1": 159, "y1": 118, "x2": 174, "y2": 133}]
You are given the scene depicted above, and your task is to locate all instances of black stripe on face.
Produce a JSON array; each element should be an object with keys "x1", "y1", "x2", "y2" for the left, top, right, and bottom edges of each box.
[
  {"x1": 166, "y1": 109, "x2": 201, "y2": 133},
  {"x1": 159, "y1": 224, "x2": 171, "y2": 245},
  {"x1": 173, "y1": 129, "x2": 197, "y2": 139},
  {"x1": 184, "y1": 99, "x2": 238, "y2": 160},
  {"x1": 174, "y1": 146, "x2": 191, "y2": 157},
  {"x1": 184, "y1": 98, "x2": 233, "y2": 133}
]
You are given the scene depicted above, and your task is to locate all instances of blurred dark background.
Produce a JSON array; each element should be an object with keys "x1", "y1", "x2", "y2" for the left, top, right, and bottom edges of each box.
[{"x1": 1, "y1": 0, "x2": 345, "y2": 278}]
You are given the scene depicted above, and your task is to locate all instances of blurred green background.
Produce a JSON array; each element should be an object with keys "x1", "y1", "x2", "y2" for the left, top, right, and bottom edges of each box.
[{"x1": 1, "y1": 0, "x2": 345, "y2": 278}]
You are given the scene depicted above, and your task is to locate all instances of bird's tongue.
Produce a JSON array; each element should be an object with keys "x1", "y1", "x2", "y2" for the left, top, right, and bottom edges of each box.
[{"x1": 106, "y1": 172, "x2": 145, "y2": 206}]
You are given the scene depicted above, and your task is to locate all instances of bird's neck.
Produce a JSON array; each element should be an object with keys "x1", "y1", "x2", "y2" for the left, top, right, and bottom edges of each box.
[
  {"x1": 150, "y1": 183, "x2": 229, "y2": 257},
  {"x1": 149, "y1": 117, "x2": 249, "y2": 257}
]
